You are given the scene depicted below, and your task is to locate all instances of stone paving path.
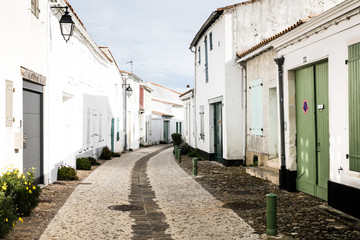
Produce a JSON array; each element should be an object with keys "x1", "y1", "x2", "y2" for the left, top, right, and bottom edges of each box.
[{"x1": 37, "y1": 145, "x2": 258, "y2": 240}]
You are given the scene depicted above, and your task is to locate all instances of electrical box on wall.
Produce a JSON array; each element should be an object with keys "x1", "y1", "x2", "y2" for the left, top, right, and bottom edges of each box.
[{"x1": 14, "y1": 132, "x2": 24, "y2": 150}]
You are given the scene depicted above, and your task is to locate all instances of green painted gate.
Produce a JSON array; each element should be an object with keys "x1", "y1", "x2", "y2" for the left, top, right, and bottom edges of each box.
[
  {"x1": 295, "y1": 62, "x2": 329, "y2": 200},
  {"x1": 214, "y1": 103, "x2": 223, "y2": 164},
  {"x1": 163, "y1": 121, "x2": 169, "y2": 143}
]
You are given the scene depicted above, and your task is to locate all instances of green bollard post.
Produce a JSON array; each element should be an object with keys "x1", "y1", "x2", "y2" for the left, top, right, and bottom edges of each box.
[
  {"x1": 192, "y1": 158, "x2": 198, "y2": 176},
  {"x1": 174, "y1": 146, "x2": 178, "y2": 156},
  {"x1": 266, "y1": 193, "x2": 277, "y2": 236},
  {"x1": 177, "y1": 149, "x2": 182, "y2": 163}
]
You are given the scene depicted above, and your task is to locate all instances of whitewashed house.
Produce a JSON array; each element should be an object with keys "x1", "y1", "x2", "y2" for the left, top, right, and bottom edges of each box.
[
  {"x1": 237, "y1": 0, "x2": 360, "y2": 219},
  {"x1": 145, "y1": 82, "x2": 183, "y2": 144},
  {"x1": 179, "y1": 87, "x2": 196, "y2": 148},
  {"x1": 139, "y1": 83, "x2": 153, "y2": 146},
  {"x1": 189, "y1": 0, "x2": 343, "y2": 166},
  {"x1": 1, "y1": 0, "x2": 124, "y2": 184},
  {"x1": 120, "y1": 71, "x2": 141, "y2": 151}
]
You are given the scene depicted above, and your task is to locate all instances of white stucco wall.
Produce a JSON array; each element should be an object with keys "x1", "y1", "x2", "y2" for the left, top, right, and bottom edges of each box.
[
  {"x1": 0, "y1": 0, "x2": 48, "y2": 172},
  {"x1": 274, "y1": 2, "x2": 360, "y2": 187}
]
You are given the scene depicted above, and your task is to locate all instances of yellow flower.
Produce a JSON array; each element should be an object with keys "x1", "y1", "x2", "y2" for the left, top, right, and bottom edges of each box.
[
  {"x1": 29, "y1": 190, "x2": 32, "y2": 194},
  {"x1": 2, "y1": 186, "x2": 7, "y2": 191},
  {"x1": 24, "y1": 181, "x2": 28, "y2": 185},
  {"x1": 32, "y1": 186, "x2": 36, "y2": 190},
  {"x1": 22, "y1": 176, "x2": 25, "y2": 179},
  {"x1": 18, "y1": 217, "x2": 23, "y2": 223},
  {"x1": 32, "y1": 167, "x2": 35, "y2": 170},
  {"x1": 27, "y1": 172, "x2": 30, "y2": 176},
  {"x1": 5, "y1": 218, "x2": 8, "y2": 222},
  {"x1": 1, "y1": 172, "x2": 3, "y2": 175},
  {"x1": 12, "y1": 222, "x2": 15, "y2": 227},
  {"x1": 17, "y1": 175, "x2": 21, "y2": 178},
  {"x1": 6, "y1": 172, "x2": 10, "y2": 175},
  {"x1": 26, "y1": 187, "x2": 28, "y2": 190}
]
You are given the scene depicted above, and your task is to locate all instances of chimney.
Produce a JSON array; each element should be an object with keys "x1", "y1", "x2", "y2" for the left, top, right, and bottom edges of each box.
[{"x1": 186, "y1": 85, "x2": 190, "y2": 90}]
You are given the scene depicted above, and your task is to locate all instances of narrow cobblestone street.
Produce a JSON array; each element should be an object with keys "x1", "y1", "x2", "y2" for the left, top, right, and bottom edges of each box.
[{"x1": 3, "y1": 145, "x2": 360, "y2": 239}]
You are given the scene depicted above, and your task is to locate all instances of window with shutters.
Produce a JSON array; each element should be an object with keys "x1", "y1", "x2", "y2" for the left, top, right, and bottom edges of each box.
[
  {"x1": 250, "y1": 78, "x2": 263, "y2": 135},
  {"x1": 348, "y1": 42, "x2": 360, "y2": 172},
  {"x1": 200, "y1": 106, "x2": 205, "y2": 140},
  {"x1": 31, "y1": 0, "x2": 40, "y2": 18}
]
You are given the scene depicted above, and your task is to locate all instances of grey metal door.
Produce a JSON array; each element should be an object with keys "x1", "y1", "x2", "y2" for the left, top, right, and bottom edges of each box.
[
  {"x1": 23, "y1": 88, "x2": 43, "y2": 184},
  {"x1": 214, "y1": 103, "x2": 223, "y2": 164}
]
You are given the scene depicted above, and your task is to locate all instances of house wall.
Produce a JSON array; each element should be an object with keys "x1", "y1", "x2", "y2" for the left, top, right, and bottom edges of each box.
[
  {"x1": 234, "y1": 0, "x2": 343, "y2": 53},
  {"x1": 276, "y1": 5, "x2": 360, "y2": 187},
  {"x1": 195, "y1": 15, "x2": 226, "y2": 159},
  {"x1": 246, "y1": 50, "x2": 278, "y2": 168},
  {"x1": 0, "y1": 0, "x2": 48, "y2": 173}
]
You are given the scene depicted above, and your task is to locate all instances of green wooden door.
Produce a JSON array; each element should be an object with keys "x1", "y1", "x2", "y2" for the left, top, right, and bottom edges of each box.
[
  {"x1": 163, "y1": 121, "x2": 169, "y2": 143},
  {"x1": 295, "y1": 62, "x2": 329, "y2": 200},
  {"x1": 111, "y1": 118, "x2": 115, "y2": 152},
  {"x1": 214, "y1": 103, "x2": 223, "y2": 164}
]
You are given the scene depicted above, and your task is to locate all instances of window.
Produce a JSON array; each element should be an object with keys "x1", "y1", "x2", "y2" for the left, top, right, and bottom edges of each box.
[
  {"x1": 348, "y1": 42, "x2": 360, "y2": 172},
  {"x1": 250, "y1": 78, "x2": 263, "y2": 135},
  {"x1": 200, "y1": 106, "x2": 205, "y2": 140},
  {"x1": 209, "y1": 32, "x2": 213, "y2": 51},
  {"x1": 198, "y1": 46, "x2": 201, "y2": 65},
  {"x1": 31, "y1": 0, "x2": 40, "y2": 18},
  {"x1": 204, "y1": 36, "x2": 209, "y2": 83}
]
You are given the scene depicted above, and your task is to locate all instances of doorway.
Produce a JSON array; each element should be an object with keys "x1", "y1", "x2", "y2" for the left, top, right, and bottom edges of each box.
[
  {"x1": 295, "y1": 61, "x2": 329, "y2": 200},
  {"x1": 213, "y1": 102, "x2": 223, "y2": 164}
]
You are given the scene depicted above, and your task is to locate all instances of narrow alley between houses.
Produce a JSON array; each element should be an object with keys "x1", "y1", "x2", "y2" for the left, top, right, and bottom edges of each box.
[{"x1": 4, "y1": 145, "x2": 360, "y2": 240}]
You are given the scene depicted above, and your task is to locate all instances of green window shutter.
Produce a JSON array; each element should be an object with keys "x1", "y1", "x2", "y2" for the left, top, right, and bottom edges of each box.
[
  {"x1": 209, "y1": 32, "x2": 213, "y2": 51},
  {"x1": 204, "y1": 36, "x2": 209, "y2": 83},
  {"x1": 176, "y1": 122, "x2": 179, "y2": 133},
  {"x1": 180, "y1": 122, "x2": 182, "y2": 134},
  {"x1": 349, "y1": 42, "x2": 360, "y2": 172},
  {"x1": 250, "y1": 78, "x2": 263, "y2": 135},
  {"x1": 198, "y1": 46, "x2": 201, "y2": 64}
]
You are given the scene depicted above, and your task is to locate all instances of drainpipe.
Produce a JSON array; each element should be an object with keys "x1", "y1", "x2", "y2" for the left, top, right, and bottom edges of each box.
[
  {"x1": 238, "y1": 62, "x2": 247, "y2": 165},
  {"x1": 274, "y1": 56, "x2": 286, "y2": 190},
  {"x1": 190, "y1": 47, "x2": 198, "y2": 149}
]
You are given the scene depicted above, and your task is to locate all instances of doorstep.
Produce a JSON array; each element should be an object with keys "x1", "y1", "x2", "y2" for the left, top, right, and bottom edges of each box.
[{"x1": 246, "y1": 166, "x2": 279, "y2": 185}]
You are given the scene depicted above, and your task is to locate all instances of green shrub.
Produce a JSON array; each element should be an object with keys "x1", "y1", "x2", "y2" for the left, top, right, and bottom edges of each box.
[
  {"x1": 111, "y1": 152, "x2": 121, "y2": 157},
  {"x1": 179, "y1": 142, "x2": 190, "y2": 154},
  {"x1": 171, "y1": 133, "x2": 182, "y2": 146},
  {"x1": 0, "y1": 192, "x2": 17, "y2": 237},
  {"x1": 57, "y1": 165, "x2": 78, "y2": 180},
  {"x1": 99, "y1": 146, "x2": 112, "y2": 160},
  {"x1": 188, "y1": 148, "x2": 200, "y2": 157},
  {"x1": 0, "y1": 169, "x2": 41, "y2": 217},
  {"x1": 76, "y1": 158, "x2": 91, "y2": 170},
  {"x1": 129, "y1": 148, "x2": 133, "y2": 151},
  {"x1": 88, "y1": 157, "x2": 100, "y2": 166}
]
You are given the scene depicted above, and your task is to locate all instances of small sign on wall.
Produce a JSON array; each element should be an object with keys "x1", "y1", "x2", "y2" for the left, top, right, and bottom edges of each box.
[{"x1": 303, "y1": 99, "x2": 309, "y2": 114}]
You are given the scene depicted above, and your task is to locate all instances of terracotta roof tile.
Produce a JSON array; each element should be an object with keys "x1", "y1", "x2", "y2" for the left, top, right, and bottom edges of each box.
[
  {"x1": 152, "y1": 110, "x2": 174, "y2": 118},
  {"x1": 149, "y1": 82, "x2": 181, "y2": 95},
  {"x1": 237, "y1": 17, "x2": 313, "y2": 59},
  {"x1": 179, "y1": 89, "x2": 193, "y2": 97}
]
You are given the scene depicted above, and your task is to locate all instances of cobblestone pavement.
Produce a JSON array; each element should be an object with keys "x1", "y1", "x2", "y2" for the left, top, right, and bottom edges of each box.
[
  {"x1": 177, "y1": 155, "x2": 360, "y2": 240},
  {"x1": 3, "y1": 145, "x2": 360, "y2": 239}
]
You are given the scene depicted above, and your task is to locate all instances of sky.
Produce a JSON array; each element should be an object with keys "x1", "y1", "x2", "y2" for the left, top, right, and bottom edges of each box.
[{"x1": 68, "y1": 0, "x2": 243, "y2": 93}]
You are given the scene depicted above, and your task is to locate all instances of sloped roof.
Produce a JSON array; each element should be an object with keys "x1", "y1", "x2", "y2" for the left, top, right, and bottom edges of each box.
[
  {"x1": 236, "y1": 17, "x2": 313, "y2": 59},
  {"x1": 152, "y1": 98, "x2": 183, "y2": 107},
  {"x1": 148, "y1": 82, "x2": 181, "y2": 95},
  {"x1": 179, "y1": 89, "x2": 193, "y2": 97}
]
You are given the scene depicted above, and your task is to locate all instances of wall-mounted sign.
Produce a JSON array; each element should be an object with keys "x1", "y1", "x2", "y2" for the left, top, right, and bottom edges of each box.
[{"x1": 303, "y1": 99, "x2": 309, "y2": 114}]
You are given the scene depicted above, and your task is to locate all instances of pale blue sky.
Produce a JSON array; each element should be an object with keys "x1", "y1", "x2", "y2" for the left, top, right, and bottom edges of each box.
[{"x1": 69, "y1": 0, "x2": 242, "y2": 93}]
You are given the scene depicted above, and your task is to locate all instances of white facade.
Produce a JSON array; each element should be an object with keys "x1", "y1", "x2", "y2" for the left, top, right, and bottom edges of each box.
[
  {"x1": 272, "y1": 0, "x2": 360, "y2": 189},
  {"x1": 179, "y1": 89, "x2": 196, "y2": 148},
  {"x1": 139, "y1": 84, "x2": 153, "y2": 146},
  {"x1": 190, "y1": 0, "x2": 344, "y2": 165},
  {"x1": 1, "y1": 0, "x2": 124, "y2": 184},
  {"x1": 146, "y1": 82, "x2": 183, "y2": 144}
]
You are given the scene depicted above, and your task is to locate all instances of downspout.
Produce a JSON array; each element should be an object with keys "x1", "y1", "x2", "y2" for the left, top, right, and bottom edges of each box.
[
  {"x1": 241, "y1": 64, "x2": 247, "y2": 166},
  {"x1": 190, "y1": 47, "x2": 198, "y2": 149},
  {"x1": 274, "y1": 56, "x2": 286, "y2": 190}
]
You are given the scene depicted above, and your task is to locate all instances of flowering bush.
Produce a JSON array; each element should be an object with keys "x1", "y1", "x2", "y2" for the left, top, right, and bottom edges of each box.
[
  {"x1": 0, "y1": 192, "x2": 17, "y2": 237},
  {"x1": 57, "y1": 165, "x2": 78, "y2": 180},
  {"x1": 0, "y1": 168, "x2": 41, "y2": 217},
  {"x1": 76, "y1": 158, "x2": 91, "y2": 170}
]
